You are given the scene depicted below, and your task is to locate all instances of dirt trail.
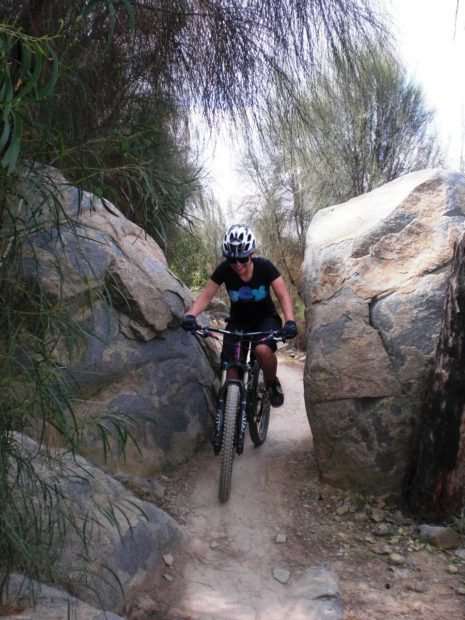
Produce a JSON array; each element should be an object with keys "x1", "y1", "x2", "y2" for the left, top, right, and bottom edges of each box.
[
  {"x1": 126, "y1": 356, "x2": 465, "y2": 620},
  {"x1": 164, "y1": 361, "x2": 327, "y2": 620}
]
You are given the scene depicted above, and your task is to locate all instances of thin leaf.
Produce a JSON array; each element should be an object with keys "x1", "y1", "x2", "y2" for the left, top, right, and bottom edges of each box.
[{"x1": 16, "y1": 53, "x2": 43, "y2": 101}]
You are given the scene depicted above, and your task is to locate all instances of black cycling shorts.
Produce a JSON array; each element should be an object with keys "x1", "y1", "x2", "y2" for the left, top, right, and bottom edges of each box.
[{"x1": 221, "y1": 315, "x2": 282, "y2": 363}]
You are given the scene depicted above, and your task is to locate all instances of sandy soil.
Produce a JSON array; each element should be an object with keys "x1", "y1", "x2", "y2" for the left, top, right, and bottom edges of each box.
[{"x1": 125, "y1": 355, "x2": 465, "y2": 620}]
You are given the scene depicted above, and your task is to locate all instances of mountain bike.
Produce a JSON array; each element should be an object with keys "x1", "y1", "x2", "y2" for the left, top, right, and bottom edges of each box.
[{"x1": 194, "y1": 325, "x2": 284, "y2": 502}]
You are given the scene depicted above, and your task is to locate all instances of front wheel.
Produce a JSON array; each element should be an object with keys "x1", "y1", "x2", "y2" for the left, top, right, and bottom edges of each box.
[
  {"x1": 219, "y1": 383, "x2": 240, "y2": 503},
  {"x1": 248, "y1": 368, "x2": 271, "y2": 446}
]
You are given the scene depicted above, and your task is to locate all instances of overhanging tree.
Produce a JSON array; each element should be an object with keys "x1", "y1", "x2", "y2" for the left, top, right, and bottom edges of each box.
[
  {"x1": 0, "y1": 0, "x2": 388, "y2": 250},
  {"x1": 297, "y1": 42, "x2": 443, "y2": 213}
]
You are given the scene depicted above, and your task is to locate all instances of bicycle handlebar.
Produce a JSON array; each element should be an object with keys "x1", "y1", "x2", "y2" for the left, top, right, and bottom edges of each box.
[{"x1": 193, "y1": 325, "x2": 286, "y2": 343}]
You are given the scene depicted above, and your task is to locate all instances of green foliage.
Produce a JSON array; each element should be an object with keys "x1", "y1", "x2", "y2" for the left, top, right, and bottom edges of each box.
[
  {"x1": 39, "y1": 120, "x2": 201, "y2": 250},
  {"x1": 294, "y1": 43, "x2": 444, "y2": 213},
  {"x1": 167, "y1": 227, "x2": 212, "y2": 289},
  {"x1": 166, "y1": 193, "x2": 226, "y2": 288},
  {"x1": 0, "y1": 25, "x2": 58, "y2": 174},
  {"x1": 0, "y1": 2, "x2": 200, "y2": 243}
]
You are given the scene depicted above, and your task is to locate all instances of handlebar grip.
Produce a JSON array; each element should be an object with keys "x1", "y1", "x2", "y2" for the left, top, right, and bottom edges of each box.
[{"x1": 195, "y1": 326, "x2": 214, "y2": 338}]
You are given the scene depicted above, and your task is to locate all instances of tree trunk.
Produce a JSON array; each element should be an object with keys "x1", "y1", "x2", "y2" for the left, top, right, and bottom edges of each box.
[{"x1": 403, "y1": 232, "x2": 465, "y2": 521}]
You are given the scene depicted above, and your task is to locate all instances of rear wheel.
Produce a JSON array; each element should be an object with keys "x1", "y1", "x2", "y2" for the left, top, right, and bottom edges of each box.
[
  {"x1": 219, "y1": 383, "x2": 240, "y2": 503},
  {"x1": 248, "y1": 368, "x2": 270, "y2": 446}
]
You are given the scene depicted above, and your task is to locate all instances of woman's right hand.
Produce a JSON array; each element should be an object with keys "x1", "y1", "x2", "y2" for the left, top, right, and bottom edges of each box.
[{"x1": 181, "y1": 314, "x2": 200, "y2": 332}]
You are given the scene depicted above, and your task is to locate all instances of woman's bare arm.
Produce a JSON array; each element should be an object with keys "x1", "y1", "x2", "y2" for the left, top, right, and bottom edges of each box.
[
  {"x1": 271, "y1": 276, "x2": 295, "y2": 322},
  {"x1": 186, "y1": 279, "x2": 221, "y2": 317}
]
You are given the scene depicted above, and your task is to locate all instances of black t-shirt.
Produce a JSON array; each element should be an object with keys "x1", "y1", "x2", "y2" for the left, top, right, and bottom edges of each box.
[{"x1": 210, "y1": 257, "x2": 281, "y2": 321}]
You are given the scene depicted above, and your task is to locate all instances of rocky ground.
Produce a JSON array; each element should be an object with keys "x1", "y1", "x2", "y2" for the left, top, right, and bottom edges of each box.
[{"x1": 124, "y1": 354, "x2": 465, "y2": 620}]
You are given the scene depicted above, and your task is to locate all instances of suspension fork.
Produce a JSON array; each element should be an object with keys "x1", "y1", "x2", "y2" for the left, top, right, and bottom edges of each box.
[
  {"x1": 212, "y1": 385, "x2": 226, "y2": 455},
  {"x1": 212, "y1": 361, "x2": 229, "y2": 455},
  {"x1": 230, "y1": 338, "x2": 250, "y2": 455},
  {"x1": 236, "y1": 369, "x2": 249, "y2": 455}
]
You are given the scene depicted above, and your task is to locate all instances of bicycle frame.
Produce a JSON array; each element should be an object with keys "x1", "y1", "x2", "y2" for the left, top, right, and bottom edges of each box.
[
  {"x1": 196, "y1": 326, "x2": 281, "y2": 455},
  {"x1": 192, "y1": 324, "x2": 283, "y2": 502}
]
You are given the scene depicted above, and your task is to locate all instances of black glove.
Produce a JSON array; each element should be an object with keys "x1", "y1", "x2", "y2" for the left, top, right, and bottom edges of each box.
[
  {"x1": 181, "y1": 314, "x2": 200, "y2": 332},
  {"x1": 280, "y1": 320, "x2": 298, "y2": 340}
]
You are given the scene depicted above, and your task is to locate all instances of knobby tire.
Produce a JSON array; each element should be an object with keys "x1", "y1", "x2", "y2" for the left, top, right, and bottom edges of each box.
[
  {"x1": 219, "y1": 383, "x2": 240, "y2": 503},
  {"x1": 248, "y1": 368, "x2": 270, "y2": 446}
]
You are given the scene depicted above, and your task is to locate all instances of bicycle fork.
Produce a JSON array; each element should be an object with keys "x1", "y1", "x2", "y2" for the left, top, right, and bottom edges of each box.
[
  {"x1": 212, "y1": 382, "x2": 226, "y2": 455},
  {"x1": 236, "y1": 369, "x2": 249, "y2": 455},
  {"x1": 212, "y1": 375, "x2": 249, "y2": 456}
]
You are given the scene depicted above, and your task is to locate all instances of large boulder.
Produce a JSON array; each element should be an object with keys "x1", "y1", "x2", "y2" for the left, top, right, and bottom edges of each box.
[
  {"x1": 17, "y1": 166, "x2": 219, "y2": 476},
  {"x1": 9, "y1": 434, "x2": 184, "y2": 612},
  {"x1": 3, "y1": 574, "x2": 124, "y2": 619},
  {"x1": 303, "y1": 169, "x2": 465, "y2": 497}
]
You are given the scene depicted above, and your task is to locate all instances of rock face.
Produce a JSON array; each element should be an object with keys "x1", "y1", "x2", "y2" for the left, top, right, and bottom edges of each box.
[
  {"x1": 19, "y1": 166, "x2": 219, "y2": 476},
  {"x1": 303, "y1": 169, "x2": 465, "y2": 497},
  {"x1": 4, "y1": 574, "x2": 125, "y2": 619},
  {"x1": 404, "y1": 230, "x2": 465, "y2": 520},
  {"x1": 11, "y1": 434, "x2": 184, "y2": 612}
]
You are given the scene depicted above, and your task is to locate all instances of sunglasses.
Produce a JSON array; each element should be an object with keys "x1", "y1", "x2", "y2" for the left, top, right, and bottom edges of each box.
[{"x1": 227, "y1": 256, "x2": 250, "y2": 264}]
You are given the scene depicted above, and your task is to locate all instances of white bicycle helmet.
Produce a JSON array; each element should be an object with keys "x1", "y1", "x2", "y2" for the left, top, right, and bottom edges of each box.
[{"x1": 222, "y1": 224, "x2": 256, "y2": 258}]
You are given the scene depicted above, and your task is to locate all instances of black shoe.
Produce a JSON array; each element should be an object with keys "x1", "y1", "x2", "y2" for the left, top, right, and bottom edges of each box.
[{"x1": 268, "y1": 377, "x2": 284, "y2": 407}]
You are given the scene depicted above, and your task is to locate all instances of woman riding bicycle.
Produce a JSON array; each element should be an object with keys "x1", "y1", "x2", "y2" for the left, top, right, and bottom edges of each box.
[{"x1": 181, "y1": 223, "x2": 297, "y2": 407}]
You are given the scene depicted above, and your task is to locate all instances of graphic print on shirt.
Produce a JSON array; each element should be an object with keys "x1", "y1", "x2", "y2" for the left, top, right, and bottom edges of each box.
[{"x1": 229, "y1": 284, "x2": 267, "y2": 303}]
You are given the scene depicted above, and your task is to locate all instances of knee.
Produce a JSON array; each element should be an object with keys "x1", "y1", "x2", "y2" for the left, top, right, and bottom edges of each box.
[{"x1": 255, "y1": 344, "x2": 275, "y2": 362}]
